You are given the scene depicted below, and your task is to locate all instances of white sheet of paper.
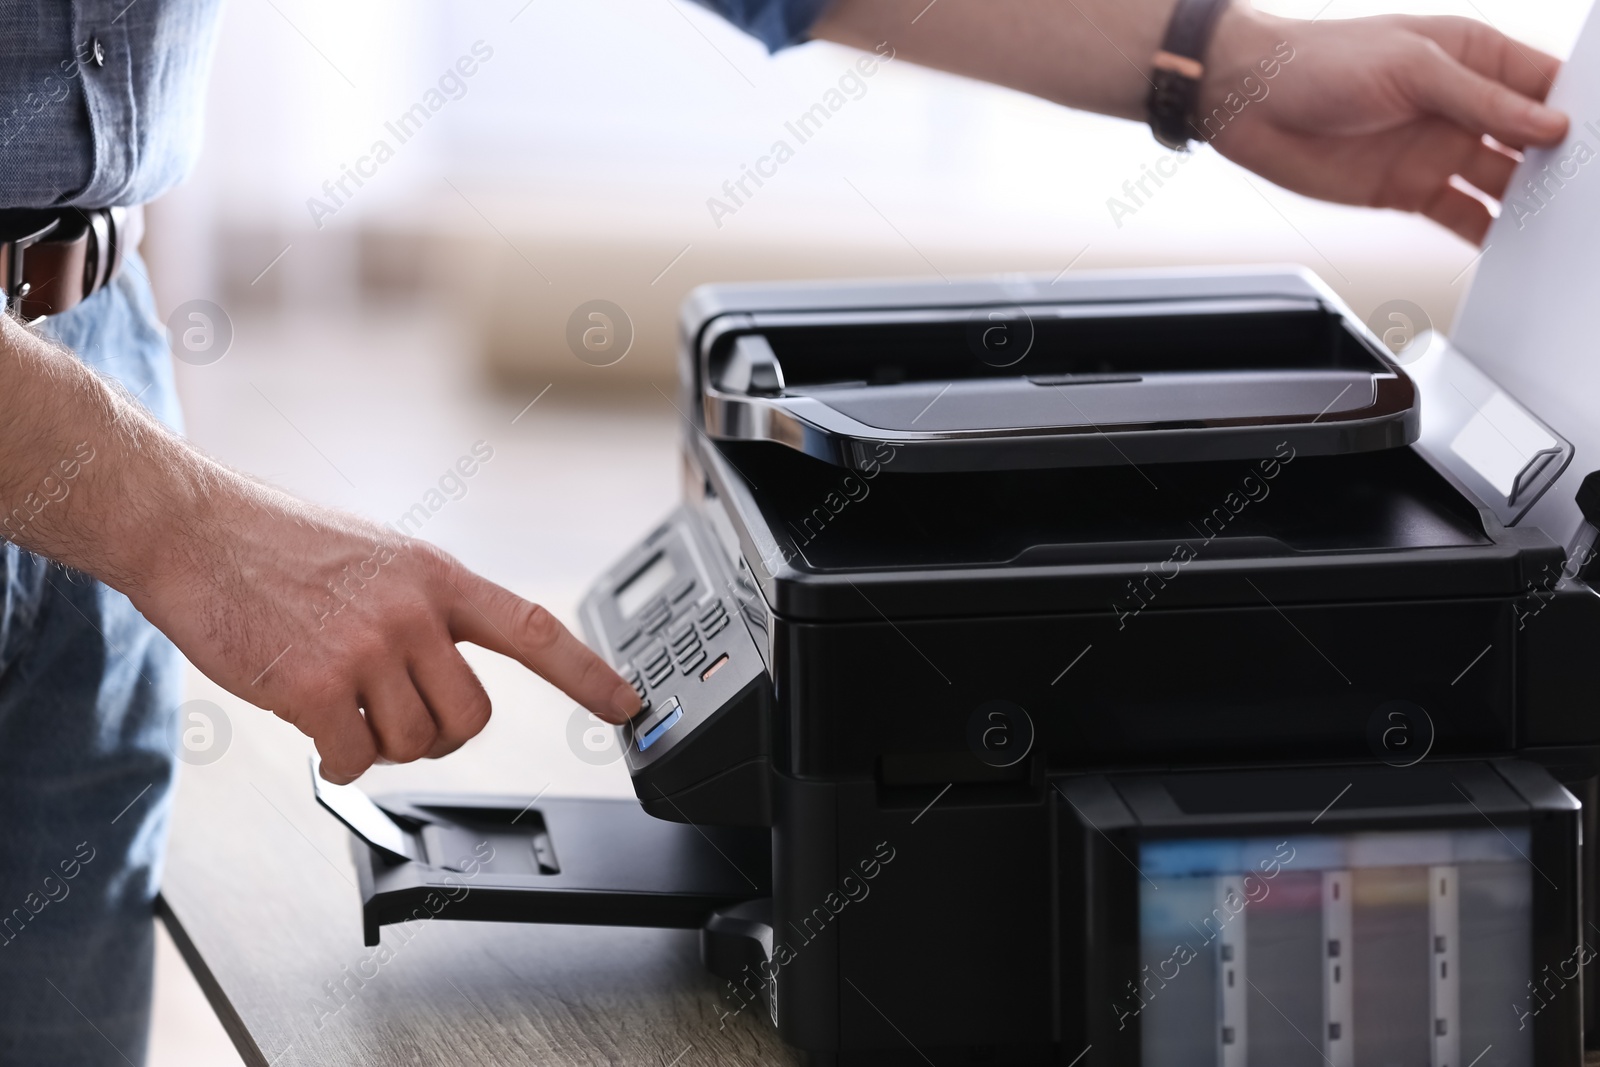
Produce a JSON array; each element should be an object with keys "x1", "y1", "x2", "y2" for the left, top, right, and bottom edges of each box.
[{"x1": 1453, "y1": 0, "x2": 1600, "y2": 547}]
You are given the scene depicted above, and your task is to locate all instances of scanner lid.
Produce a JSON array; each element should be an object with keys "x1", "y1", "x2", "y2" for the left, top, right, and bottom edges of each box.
[{"x1": 684, "y1": 267, "x2": 1419, "y2": 474}]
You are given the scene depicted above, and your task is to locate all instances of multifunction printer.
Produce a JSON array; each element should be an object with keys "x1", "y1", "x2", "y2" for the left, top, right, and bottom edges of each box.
[{"x1": 317, "y1": 267, "x2": 1599, "y2": 1066}]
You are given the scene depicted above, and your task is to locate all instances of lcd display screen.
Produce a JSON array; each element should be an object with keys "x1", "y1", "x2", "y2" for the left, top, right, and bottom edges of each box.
[
  {"x1": 1136, "y1": 829, "x2": 1533, "y2": 1067},
  {"x1": 616, "y1": 554, "x2": 675, "y2": 619}
]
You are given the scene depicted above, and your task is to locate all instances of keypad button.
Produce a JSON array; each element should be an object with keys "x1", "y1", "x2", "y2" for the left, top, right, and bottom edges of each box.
[
  {"x1": 701, "y1": 615, "x2": 729, "y2": 639},
  {"x1": 668, "y1": 619, "x2": 695, "y2": 646},
  {"x1": 635, "y1": 695, "x2": 680, "y2": 736},
  {"x1": 636, "y1": 700, "x2": 684, "y2": 752},
  {"x1": 616, "y1": 627, "x2": 641, "y2": 651},
  {"x1": 677, "y1": 648, "x2": 707, "y2": 674},
  {"x1": 698, "y1": 601, "x2": 727, "y2": 625},
  {"x1": 669, "y1": 578, "x2": 696, "y2": 603}
]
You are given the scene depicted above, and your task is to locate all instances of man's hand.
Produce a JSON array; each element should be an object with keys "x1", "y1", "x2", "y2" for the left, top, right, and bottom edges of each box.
[
  {"x1": 131, "y1": 488, "x2": 641, "y2": 784},
  {"x1": 0, "y1": 317, "x2": 639, "y2": 784},
  {"x1": 1202, "y1": 9, "x2": 1568, "y2": 244}
]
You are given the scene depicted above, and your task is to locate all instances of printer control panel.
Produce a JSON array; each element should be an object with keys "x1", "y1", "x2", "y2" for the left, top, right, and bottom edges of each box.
[
  {"x1": 579, "y1": 508, "x2": 770, "y2": 823},
  {"x1": 617, "y1": 592, "x2": 739, "y2": 751}
]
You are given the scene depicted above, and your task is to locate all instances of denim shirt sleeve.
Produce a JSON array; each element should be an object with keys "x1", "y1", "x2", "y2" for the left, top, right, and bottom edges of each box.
[
  {"x1": 0, "y1": 0, "x2": 223, "y2": 210},
  {"x1": 688, "y1": 0, "x2": 836, "y2": 52}
]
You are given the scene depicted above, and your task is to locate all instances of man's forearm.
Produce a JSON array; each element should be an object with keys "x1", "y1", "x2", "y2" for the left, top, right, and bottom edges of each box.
[
  {"x1": 0, "y1": 314, "x2": 224, "y2": 597},
  {"x1": 812, "y1": 0, "x2": 1198, "y2": 123}
]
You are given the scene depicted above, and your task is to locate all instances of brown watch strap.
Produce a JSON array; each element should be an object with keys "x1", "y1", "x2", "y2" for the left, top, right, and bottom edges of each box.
[{"x1": 1146, "y1": 0, "x2": 1233, "y2": 150}]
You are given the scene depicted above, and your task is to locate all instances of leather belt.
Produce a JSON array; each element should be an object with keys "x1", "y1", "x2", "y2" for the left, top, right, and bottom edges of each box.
[{"x1": 0, "y1": 205, "x2": 142, "y2": 322}]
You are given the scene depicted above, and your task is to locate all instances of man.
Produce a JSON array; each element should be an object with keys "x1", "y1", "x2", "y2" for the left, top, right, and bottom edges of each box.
[{"x1": 0, "y1": 0, "x2": 1569, "y2": 1062}]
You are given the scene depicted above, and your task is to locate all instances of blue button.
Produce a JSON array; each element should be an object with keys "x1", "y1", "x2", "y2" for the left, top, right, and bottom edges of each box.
[{"x1": 637, "y1": 707, "x2": 683, "y2": 751}]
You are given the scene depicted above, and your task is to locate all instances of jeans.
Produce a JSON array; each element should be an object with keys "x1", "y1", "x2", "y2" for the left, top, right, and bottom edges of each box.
[{"x1": 0, "y1": 254, "x2": 183, "y2": 1066}]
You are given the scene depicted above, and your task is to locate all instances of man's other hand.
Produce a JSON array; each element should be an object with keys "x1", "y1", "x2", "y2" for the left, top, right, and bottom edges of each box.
[{"x1": 1204, "y1": 9, "x2": 1569, "y2": 245}]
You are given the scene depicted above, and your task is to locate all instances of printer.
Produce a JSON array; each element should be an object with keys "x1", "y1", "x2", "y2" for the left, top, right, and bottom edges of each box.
[{"x1": 316, "y1": 266, "x2": 1599, "y2": 1066}]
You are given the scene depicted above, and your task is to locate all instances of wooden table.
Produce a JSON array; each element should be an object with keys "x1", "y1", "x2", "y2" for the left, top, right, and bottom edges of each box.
[{"x1": 159, "y1": 608, "x2": 797, "y2": 1067}]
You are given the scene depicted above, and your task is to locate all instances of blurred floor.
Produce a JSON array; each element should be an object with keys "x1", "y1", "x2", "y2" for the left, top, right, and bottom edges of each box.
[
  {"x1": 151, "y1": 920, "x2": 241, "y2": 1066},
  {"x1": 148, "y1": 302, "x2": 680, "y2": 1065}
]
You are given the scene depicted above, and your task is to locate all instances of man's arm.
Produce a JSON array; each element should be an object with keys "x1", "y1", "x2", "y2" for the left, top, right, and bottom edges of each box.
[
  {"x1": 0, "y1": 314, "x2": 639, "y2": 784},
  {"x1": 812, "y1": 0, "x2": 1570, "y2": 244}
]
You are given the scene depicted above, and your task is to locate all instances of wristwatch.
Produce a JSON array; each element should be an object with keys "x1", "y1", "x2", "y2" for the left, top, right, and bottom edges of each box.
[{"x1": 1146, "y1": 0, "x2": 1234, "y2": 150}]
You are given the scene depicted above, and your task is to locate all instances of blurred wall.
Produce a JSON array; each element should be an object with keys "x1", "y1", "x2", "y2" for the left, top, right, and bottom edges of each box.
[{"x1": 141, "y1": 0, "x2": 1594, "y2": 386}]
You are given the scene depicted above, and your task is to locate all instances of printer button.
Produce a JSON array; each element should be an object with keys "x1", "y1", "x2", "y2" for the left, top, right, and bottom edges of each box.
[
  {"x1": 640, "y1": 599, "x2": 671, "y2": 631},
  {"x1": 668, "y1": 620, "x2": 696, "y2": 646},
  {"x1": 700, "y1": 615, "x2": 729, "y2": 639},
  {"x1": 669, "y1": 578, "x2": 696, "y2": 603},
  {"x1": 678, "y1": 648, "x2": 707, "y2": 675},
  {"x1": 698, "y1": 600, "x2": 727, "y2": 625},
  {"x1": 636, "y1": 699, "x2": 684, "y2": 752},
  {"x1": 646, "y1": 666, "x2": 673, "y2": 689},
  {"x1": 634, "y1": 696, "x2": 677, "y2": 736},
  {"x1": 625, "y1": 673, "x2": 648, "y2": 704},
  {"x1": 615, "y1": 626, "x2": 642, "y2": 652}
]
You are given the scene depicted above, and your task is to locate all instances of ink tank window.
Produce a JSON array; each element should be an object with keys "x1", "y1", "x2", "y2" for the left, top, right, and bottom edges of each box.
[{"x1": 1137, "y1": 830, "x2": 1533, "y2": 1067}]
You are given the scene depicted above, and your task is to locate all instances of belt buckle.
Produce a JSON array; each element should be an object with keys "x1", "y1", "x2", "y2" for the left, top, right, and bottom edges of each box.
[{"x1": 0, "y1": 211, "x2": 66, "y2": 318}]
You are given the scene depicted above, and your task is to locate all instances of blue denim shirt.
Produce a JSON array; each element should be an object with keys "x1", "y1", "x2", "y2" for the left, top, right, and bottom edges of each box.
[
  {"x1": 0, "y1": 0, "x2": 825, "y2": 210},
  {"x1": 695, "y1": 0, "x2": 834, "y2": 52},
  {"x1": 0, "y1": 0, "x2": 224, "y2": 209}
]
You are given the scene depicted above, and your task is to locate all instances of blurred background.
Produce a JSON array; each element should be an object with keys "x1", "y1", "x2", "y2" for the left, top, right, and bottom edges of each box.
[
  {"x1": 143, "y1": 0, "x2": 1593, "y2": 1061},
  {"x1": 142, "y1": 0, "x2": 1593, "y2": 379}
]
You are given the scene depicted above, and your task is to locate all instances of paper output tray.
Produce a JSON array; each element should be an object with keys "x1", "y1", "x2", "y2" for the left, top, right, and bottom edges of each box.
[
  {"x1": 697, "y1": 294, "x2": 1418, "y2": 472},
  {"x1": 315, "y1": 779, "x2": 770, "y2": 946}
]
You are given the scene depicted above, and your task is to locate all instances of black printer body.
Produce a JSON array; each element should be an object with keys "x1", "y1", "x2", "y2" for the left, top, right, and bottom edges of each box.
[{"x1": 318, "y1": 268, "x2": 1600, "y2": 1066}]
